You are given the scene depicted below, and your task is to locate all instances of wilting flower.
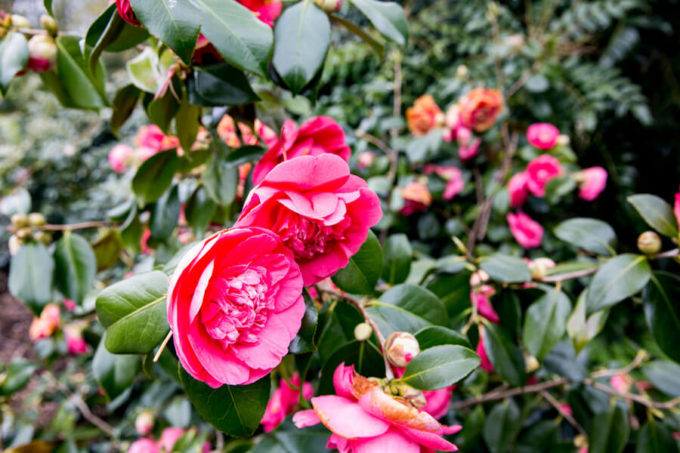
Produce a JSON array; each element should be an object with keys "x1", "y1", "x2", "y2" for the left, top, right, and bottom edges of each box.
[
  {"x1": 128, "y1": 438, "x2": 159, "y2": 453},
  {"x1": 425, "y1": 165, "x2": 464, "y2": 200},
  {"x1": 508, "y1": 172, "x2": 529, "y2": 207},
  {"x1": 576, "y1": 166, "x2": 607, "y2": 201},
  {"x1": 115, "y1": 0, "x2": 141, "y2": 26},
  {"x1": 293, "y1": 363, "x2": 461, "y2": 452},
  {"x1": 108, "y1": 144, "x2": 134, "y2": 173},
  {"x1": 64, "y1": 324, "x2": 88, "y2": 355},
  {"x1": 406, "y1": 94, "x2": 445, "y2": 136},
  {"x1": 526, "y1": 123, "x2": 560, "y2": 150},
  {"x1": 457, "y1": 88, "x2": 504, "y2": 132},
  {"x1": 401, "y1": 181, "x2": 433, "y2": 215},
  {"x1": 472, "y1": 285, "x2": 498, "y2": 324},
  {"x1": 29, "y1": 303, "x2": 60, "y2": 341},
  {"x1": 238, "y1": 0, "x2": 282, "y2": 27},
  {"x1": 236, "y1": 154, "x2": 382, "y2": 286},
  {"x1": 26, "y1": 35, "x2": 57, "y2": 73},
  {"x1": 261, "y1": 372, "x2": 314, "y2": 432},
  {"x1": 528, "y1": 257, "x2": 555, "y2": 280},
  {"x1": 525, "y1": 155, "x2": 562, "y2": 197},
  {"x1": 507, "y1": 211, "x2": 544, "y2": 248},
  {"x1": 167, "y1": 227, "x2": 305, "y2": 387},
  {"x1": 251, "y1": 116, "x2": 351, "y2": 186}
]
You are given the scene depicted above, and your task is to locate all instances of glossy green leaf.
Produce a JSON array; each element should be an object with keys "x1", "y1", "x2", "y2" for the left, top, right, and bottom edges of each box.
[
  {"x1": 367, "y1": 284, "x2": 448, "y2": 335},
  {"x1": 483, "y1": 399, "x2": 522, "y2": 453},
  {"x1": 636, "y1": 420, "x2": 677, "y2": 453},
  {"x1": 319, "y1": 340, "x2": 385, "y2": 394},
  {"x1": 401, "y1": 345, "x2": 480, "y2": 390},
  {"x1": 644, "y1": 272, "x2": 680, "y2": 363},
  {"x1": 53, "y1": 233, "x2": 96, "y2": 304},
  {"x1": 192, "y1": 0, "x2": 273, "y2": 76},
  {"x1": 132, "y1": 149, "x2": 179, "y2": 205},
  {"x1": 289, "y1": 291, "x2": 319, "y2": 354},
  {"x1": 92, "y1": 229, "x2": 123, "y2": 271},
  {"x1": 9, "y1": 242, "x2": 54, "y2": 311},
  {"x1": 146, "y1": 88, "x2": 180, "y2": 132},
  {"x1": 203, "y1": 147, "x2": 238, "y2": 207},
  {"x1": 150, "y1": 184, "x2": 181, "y2": 240},
  {"x1": 316, "y1": 301, "x2": 364, "y2": 363},
  {"x1": 129, "y1": 0, "x2": 200, "y2": 64},
  {"x1": 415, "y1": 325, "x2": 471, "y2": 349},
  {"x1": 272, "y1": 2, "x2": 330, "y2": 94},
  {"x1": 628, "y1": 194, "x2": 679, "y2": 238},
  {"x1": 479, "y1": 254, "x2": 531, "y2": 283},
  {"x1": 185, "y1": 185, "x2": 217, "y2": 235},
  {"x1": 0, "y1": 360, "x2": 38, "y2": 396},
  {"x1": 252, "y1": 425, "x2": 330, "y2": 453},
  {"x1": 51, "y1": 35, "x2": 108, "y2": 109},
  {"x1": 93, "y1": 336, "x2": 140, "y2": 400},
  {"x1": 331, "y1": 231, "x2": 383, "y2": 295},
  {"x1": 586, "y1": 254, "x2": 651, "y2": 314},
  {"x1": 566, "y1": 289, "x2": 609, "y2": 354},
  {"x1": 179, "y1": 366, "x2": 270, "y2": 437},
  {"x1": 175, "y1": 92, "x2": 200, "y2": 152},
  {"x1": 226, "y1": 145, "x2": 265, "y2": 165},
  {"x1": 0, "y1": 32, "x2": 28, "y2": 96},
  {"x1": 554, "y1": 218, "x2": 617, "y2": 256},
  {"x1": 523, "y1": 288, "x2": 571, "y2": 360},
  {"x1": 642, "y1": 360, "x2": 680, "y2": 397},
  {"x1": 484, "y1": 324, "x2": 525, "y2": 386},
  {"x1": 426, "y1": 271, "x2": 471, "y2": 320},
  {"x1": 188, "y1": 63, "x2": 259, "y2": 107},
  {"x1": 349, "y1": 0, "x2": 408, "y2": 45},
  {"x1": 86, "y1": 4, "x2": 148, "y2": 72},
  {"x1": 589, "y1": 404, "x2": 629, "y2": 453},
  {"x1": 382, "y1": 233, "x2": 412, "y2": 284},
  {"x1": 110, "y1": 84, "x2": 141, "y2": 135}
]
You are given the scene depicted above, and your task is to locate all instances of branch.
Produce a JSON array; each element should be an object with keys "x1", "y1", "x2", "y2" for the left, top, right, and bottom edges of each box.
[
  {"x1": 584, "y1": 379, "x2": 680, "y2": 410},
  {"x1": 449, "y1": 378, "x2": 569, "y2": 410},
  {"x1": 5, "y1": 220, "x2": 111, "y2": 233},
  {"x1": 591, "y1": 350, "x2": 647, "y2": 378},
  {"x1": 71, "y1": 395, "x2": 115, "y2": 437},
  {"x1": 540, "y1": 389, "x2": 586, "y2": 435}
]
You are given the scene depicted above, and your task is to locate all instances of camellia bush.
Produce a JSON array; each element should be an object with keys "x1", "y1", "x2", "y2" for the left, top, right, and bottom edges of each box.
[{"x1": 1, "y1": 0, "x2": 679, "y2": 452}]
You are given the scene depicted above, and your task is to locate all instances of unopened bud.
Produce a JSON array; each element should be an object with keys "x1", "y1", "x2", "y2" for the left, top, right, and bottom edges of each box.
[
  {"x1": 470, "y1": 269, "x2": 490, "y2": 286},
  {"x1": 525, "y1": 355, "x2": 540, "y2": 373},
  {"x1": 455, "y1": 65, "x2": 468, "y2": 79},
  {"x1": 313, "y1": 0, "x2": 342, "y2": 12},
  {"x1": 15, "y1": 227, "x2": 32, "y2": 241},
  {"x1": 10, "y1": 14, "x2": 30, "y2": 29},
  {"x1": 637, "y1": 231, "x2": 661, "y2": 255},
  {"x1": 28, "y1": 212, "x2": 46, "y2": 227},
  {"x1": 11, "y1": 213, "x2": 29, "y2": 228},
  {"x1": 385, "y1": 332, "x2": 420, "y2": 368},
  {"x1": 40, "y1": 14, "x2": 58, "y2": 36},
  {"x1": 528, "y1": 257, "x2": 556, "y2": 280},
  {"x1": 26, "y1": 35, "x2": 57, "y2": 73},
  {"x1": 574, "y1": 434, "x2": 588, "y2": 448},
  {"x1": 354, "y1": 322, "x2": 373, "y2": 342},
  {"x1": 135, "y1": 410, "x2": 155, "y2": 436},
  {"x1": 556, "y1": 134, "x2": 570, "y2": 146},
  {"x1": 8, "y1": 235, "x2": 22, "y2": 255},
  {"x1": 35, "y1": 231, "x2": 52, "y2": 245}
]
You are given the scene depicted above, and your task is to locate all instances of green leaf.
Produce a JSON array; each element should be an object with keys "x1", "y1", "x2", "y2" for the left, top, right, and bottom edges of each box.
[
  {"x1": 0, "y1": 32, "x2": 28, "y2": 96},
  {"x1": 566, "y1": 290, "x2": 608, "y2": 354},
  {"x1": 150, "y1": 184, "x2": 181, "y2": 240},
  {"x1": 523, "y1": 288, "x2": 571, "y2": 360},
  {"x1": 554, "y1": 218, "x2": 617, "y2": 256},
  {"x1": 53, "y1": 233, "x2": 96, "y2": 304},
  {"x1": 272, "y1": 2, "x2": 330, "y2": 94},
  {"x1": 484, "y1": 324, "x2": 525, "y2": 386},
  {"x1": 252, "y1": 426, "x2": 330, "y2": 453},
  {"x1": 110, "y1": 84, "x2": 141, "y2": 135},
  {"x1": 367, "y1": 284, "x2": 448, "y2": 335},
  {"x1": 187, "y1": 63, "x2": 259, "y2": 107},
  {"x1": 95, "y1": 270, "x2": 169, "y2": 354},
  {"x1": 483, "y1": 399, "x2": 522, "y2": 453},
  {"x1": 132, "y1": 149, "x2": 179, "y2": 205},
  {"x1": 92, "y1": 229, "x2": 123, "y2": 271},
  {"x1": 627, "y1": 194, "x2": 679, "y2": 238},
  {"x1": 642, "y1": 360, "x2": 680, "y2": 397},
  {"x1": 129, "y1": 0, "x2": 201, "y2": 64},
  {"x1": 9, "y1": 242, "x2": 54, "y2": 311},
  {"x1": 479, "y1": 254, "x2": 531, "y2": 283},
  {"x1": 179, "y1": 366, "x2": 270, "y2": 437},
  {"x1": 226, "y1": 145, "x2": 265, "y2": 165},
  {"x1": 644, "y1": 272, "x2": 680, "y2": 363},
  {"x1": 586, "y1": 254, "x2": 651, "y2": 314},
  {"x1": 44, "y1": 0, "x2": 54, "y2": 16},
  {"x1": 382, "y1": 234, "x2": 412, "y2": 284},
  {"x1": 636, "y1": 420, "x2": 677, "y2": 453},
  {"x1": 203, "y1": 147, "x2": 238, "y2": 207},
  {"x1": 401, "y1": 345, "x2": 479, "y2": 390},
  {"x1": 146, "y1": 87, "x2": 180, "y2": 132},
  {"x1": 329, "y1": 15, "x2": 385, "y2": 58},
  {"x1": 316, "y1": 301, "x2": 364, "y2": 363},
  {"x1": 425, "y1": 271, "x2": 472, "y2": 320},
  {"x1": 175, "y1": 93, "x2": 200, "y2": 152},
  {"x1": 93, "y1": 336, "x2": 140, "y2": 400},
  {"x1": 191, "y1": 0, "x2": 273, "y2": 76},
  {"x1": 0, "y1": 360, "x2": 38, "y2": 396},
  {"x1": 332, "y1": 231, "x2": 383, "y2": 295},
  {"x1": 589, "y1": 404, "x2": 629, "y2": 453},
  {"x1": 127, "y1": 47, "x2": 161, "y2": 93},
  {"x1": 289, "y1": 290, "x2": 319, "y2": 354},
  {"x1": 415, "y1": 325, "x2": 471, "y2": 349},
  {"x1": 185, "y1": 185, "x2": 217, "y2": 235},
  {"x1": 349, "y1": 0, "x2": 408, "y2": 46}
]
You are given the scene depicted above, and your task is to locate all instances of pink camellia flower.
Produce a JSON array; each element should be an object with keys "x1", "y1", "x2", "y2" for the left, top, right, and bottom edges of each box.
[
  {"x1": 238, "y1": 0, "x2": 282, "y2": 27},
  {"x1": 140, "y1": 229, "x2": 152, "y2": 255},
  {"x1": 507, "y1": 211, "x2": 544, "y2": 248},
  {"x1": 293, "y1": 363, "x2": 461, "y2": 452},
  {"x1": 251, "y1": 116, "x2": 351, "y2": 186},
  {"x1": 256, "y1": 119, "x2": 278, "y2": 147},
  {"x1": 167, "y1": 227, "x2": 305, "y2": 387},
  {"x1": 559, "y1": 404, "x2": 573, "y2": 417},
  {"x1": 457, "y1": 88, "x2": 504, "y2": 132},
  {"x1": 108, "y1": 144, "x2": 134, "y2": 173},
  {"x1": 236, "y1": 154, "x2": 382, "y2": 286},
  {"x1": 476, "y1": 333, "x2": 494, "y2": 372},
  {"x1": 115, "y1": 0, "x2": 141, "y2": 26},
  {"x1": 424, "y1": 165, "x2": 464, "y2": 200},
  {"x1": 29, "y1": 303, "x2": 60, "y2": 341},
  {"x1": 422, "y1": 386, "x2": 454, "y2": 420},
  {"x1": 64, "y1": 324, "x2": 88, "y2": 355},
  {"x1": 158, "y1": 427, "x2": 185, "y2": 452},
  {"x1": 135, "y1": 125, "x2": 180, "y2": 153},
  {"x1": 508, "y1": 172, "x2": 529, "y2": 207},
  {"x1": 577, "y1": 166, "x2": 607, "y2": 201},
  {"x1": 128, "y1": 438, "x2": 159, "y2": 453},
  {"x1": 472, "y1": 285, "x2": 499, "y2": 324},
  {"x1": 525, "y1": 155, "x2": 562, "y2": 197},
  {"x1": 261, "y1": 372, "x2": 314, "y2": 432},
  {"x1": 26, "y1": 35, "x2": 57, "y2": 73},
  {"x1": 674, "y1": 186, "x2": 680, "y2": 229},
  {"x1": 526, "y1": 123, "x2": 560, "y2": 150},
  {"x1": 401, "y1": 181, "x2": 433, "y2": 215}
]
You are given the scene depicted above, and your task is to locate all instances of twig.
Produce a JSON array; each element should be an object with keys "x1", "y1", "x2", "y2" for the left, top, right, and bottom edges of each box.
[
  {"x1": 584, "y1": 380, "x2": 680, "y2": 410},
  {"x1": 153, "y1": 331, "x2": 173, "y2": 363},
  {"x1": 449, "y1": 378, "x2": 570, "y2": 410},
  {"x1": 5, "y1": 220, "x2": 111, "y2": 233},
  {"x1": 391, "y1": 52, "x2": 403, "y2": 141},
  {"x1": 540, "y1": 390, "x2": 586, "y2": 435},
  {"x1": 653, "y1": 248, "x2": 679, "y2": 260},
  {"x1": 72, "y1": 395, "x2": 115, "y2": 437},
  {"x1": 591, "y1": 350, "x2": 647, "y2": 378},
  {"x1": 540, "y1": 266, "x2": 599, "y2": 283}
]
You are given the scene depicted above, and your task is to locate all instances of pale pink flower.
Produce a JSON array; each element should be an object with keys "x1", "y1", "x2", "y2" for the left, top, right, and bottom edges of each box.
[
  {"x1": 128, "y1": 438, "x2": 159, "y2": 453},
  {"x1": 158, "y1": 427, "x2": 184, "y2": 452}
]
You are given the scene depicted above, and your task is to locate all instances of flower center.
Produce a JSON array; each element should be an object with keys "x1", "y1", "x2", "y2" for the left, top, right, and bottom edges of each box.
[{"x1": 274, "y1": 210, "x2": 349, "y2": 261}]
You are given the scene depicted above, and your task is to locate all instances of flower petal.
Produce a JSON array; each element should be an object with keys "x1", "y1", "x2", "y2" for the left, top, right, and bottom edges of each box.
[{"x1": 311, "y1": 395, "x2": 390, "y2": 439}]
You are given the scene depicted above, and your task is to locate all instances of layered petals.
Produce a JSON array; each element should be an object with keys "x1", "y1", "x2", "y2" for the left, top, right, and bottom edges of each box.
[
  {"x1": 457, "y1": 88, "x2": 503, "y2": 132},
  {"x1": 577, "y1": 166, "x2": 607, "y2": 201},
  {"x1": 507, "y1": 211, "x2": 544, "y2": 249},
  {"x1": 527, "y1": 123, "x2": 559, "y2": 150},
  {"x1": 406, "y1": 94, "x2": 444, "y2": 136},
  {"x1": 525, "y1": 155, "x2": 562, "y2": 197}
]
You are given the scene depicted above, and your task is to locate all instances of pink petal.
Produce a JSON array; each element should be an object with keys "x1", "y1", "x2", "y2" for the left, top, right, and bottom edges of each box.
[
  {"x1": 311, "y1": 395, "x2": 390, "y2": 439},
  {"x1": 354, "y1": 428, "x2": 421, "y2": 453},
  {"x1": 400, "y1": 426, "x2": 459, "y2": 451},
  {"x1": 293, "y1": 409, "x2": 321, "y2": 428}
]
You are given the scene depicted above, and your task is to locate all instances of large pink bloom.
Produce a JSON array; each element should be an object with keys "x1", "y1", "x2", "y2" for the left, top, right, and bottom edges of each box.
[
  {"x1": 251, "y1": 117, "x2": 351, "y2": 186},
  {"x1": 525, "y1": 155, "x2": 562, "y2": 197},
  {"x1": 507, "y1": 212, "x2": 544, "y2": 249},
  {"x1": 577, "y1": 167, "x2": 607, "y2": 201},
  {"x1": 158, "y1": 427, "x2": 185, "y2": 452},
  {"x1": 293, "y1": 364, "x2": 461, "y2": 452},
  {"x1": 236, "y1": 154, "x2": 382, "y2": 286},
  {"x1": 526, "y1": 123, "x2": 559, "y2": 150},
  {"x1": 508, "y1": 172, "x2": 529, "y2": 207},
  {"x1": 167, "y1": 227, "x2": 305, "y2": 387},
  {"x1": 261, "y1": 372, "x2": 314, "y2": 432},
  {"x1": 128, "y1": 438, "x2": 159, "y2": 453}
]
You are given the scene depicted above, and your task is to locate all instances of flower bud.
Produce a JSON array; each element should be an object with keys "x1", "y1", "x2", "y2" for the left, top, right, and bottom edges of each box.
[
  {"x1": 354, "y1": 322, "x2": 373, "y2": 342},
  {"x1": 556, "y1": 134, "x2": 570, "y2": 146},
  {"x1": 385, "y1": 332, "x2": 420, "y2": 368},
  {"x1": 135, "y1": 410, "x2": 155, "y2": 436},
  {"x1": 525, "y1": 354, "x2": 540, "y2": 373},
  {"x1": 357, "y1": 152, "x2": 376, "y2": 170},
  {"x1": 28, "y1": 212, "x2": 46, "y2": 227},
  {"x1": 11, "y1": 213, "x2": 29, "y2": 228},
  {"x1": 470, "y1": 269, "x2": 490, "y2": 287},
  {"x1": 15, "y1": 227, "x2": 32, "y2": 241},
  {"x1": 40, "y1": 14, "x2": 58, "y2": 36},
  {"x1": 10, "y1": 14, "x2": 30, "y2": 29},
  {"x1": 8, "y1": 235, "x2": 22, "y2": 255},
  {"x1": 35, "y1": 231, "x2": 52, "y2": 245},
  {"x1": 313, "y1": 0, "x2": 342, "y2": 12},
  {"x1": 455, "y1": 65, "x2": 468, "y2": 79},
  {"x1": 26, "y1": 35, "x2": 57, "y2": 73},
  {"x1": 528, "y1": 257, "x2": 556, "y2": 280},
  {"x1": 637, "y1": 231, "x2": 661, "y2": 255}
]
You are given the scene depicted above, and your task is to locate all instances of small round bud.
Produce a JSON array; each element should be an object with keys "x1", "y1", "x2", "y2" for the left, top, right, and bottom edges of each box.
[
  {"x1": 26, "y1": 35, "x2": 57, "y2": 73},
  {"x1": 455, "y1": 65, "x2": 468, "y2": 79},
  {"x1": 15, "y1": 227, "x2": 32, "y2": 241},
  {"x1": 354, "y1": 322, "x2": 373, "y2": 342},
  {"x1": 135, "y1": 410, "x2": 155, "y2": 436},
  {"x1": 525, "y1": 355, "x2": 540, "y2": 373},
  {"x1": 11, "y1": 213, "x2": 29, "y2": 228},
  {"x1": 8, "y1": 235, "x2": 22, "y2": 255},
  {"x1": 28, "y1": 212, "x2": 47, "y2": 227},
  {"x1": 10, "y1": 14, "x2": 30, "y2": 29},
  {"x1": 40, "y1": 14, "x2": 58, "y2": 36},
  {"x1": 313, "y1": 0, "x2": 342, "y2": 12},
  {"x1": 470, "y1": 269, "x2": 490, "y2": 287},
  {"x1": 35, "y1": 231, "x2": 52, "y2": 245},
  {"x1": 637, "y1": 231, "x2": 661, "y2": 255},
  {"x1": 385, "y1": 332, "x2": 420, "y2": 368},
  {"x1": 556, "y1": 134, "x2": 570, "y2": 146},
  {"x1": 528, "y1": 257, "x2": 556, "y2": 280}
]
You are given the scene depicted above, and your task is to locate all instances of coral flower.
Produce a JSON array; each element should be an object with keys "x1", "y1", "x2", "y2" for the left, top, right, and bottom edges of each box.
[
  {"x1": 406, "y1": 94, "x2": 445, "y2": 136},
  {"x1": 457, "y1": 88, "x2": 504, "y2": 132},
  {"x1": 401, "y1": 181, "x2": 433, "y2": 215}
]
